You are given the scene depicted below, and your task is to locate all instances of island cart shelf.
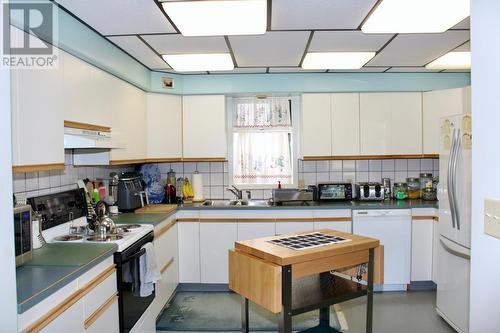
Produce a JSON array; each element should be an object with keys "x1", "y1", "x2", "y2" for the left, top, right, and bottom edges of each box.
[{"x1": 229, "y1": 229, "x2": 383, "y2": 333}]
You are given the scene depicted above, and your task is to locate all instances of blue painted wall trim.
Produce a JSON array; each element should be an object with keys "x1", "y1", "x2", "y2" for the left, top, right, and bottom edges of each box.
[{"x1": 150, "y1": 72, "x2": 471, "y2": 95}]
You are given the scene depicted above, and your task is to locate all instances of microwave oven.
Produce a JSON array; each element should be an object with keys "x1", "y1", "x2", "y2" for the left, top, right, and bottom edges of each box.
[
  {"x1": 14, "y1": 205, "x2": 33, "y2": 267},
  {"x1": 317, "y1": 183, "x2": 353, "y2": 201}
]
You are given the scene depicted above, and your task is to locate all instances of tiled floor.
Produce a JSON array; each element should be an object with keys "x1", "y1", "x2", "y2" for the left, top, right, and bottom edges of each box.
[{"x1": 159, "y1": 290, "x2": 455, "y2": 333}]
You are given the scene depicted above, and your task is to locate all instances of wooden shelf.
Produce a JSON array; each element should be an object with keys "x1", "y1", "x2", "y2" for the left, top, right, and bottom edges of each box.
[{"x1": 291, "y1": 275, "x2": 366, "y2": 316}]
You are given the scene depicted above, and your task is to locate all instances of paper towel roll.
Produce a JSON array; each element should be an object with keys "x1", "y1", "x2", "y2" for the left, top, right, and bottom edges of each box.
[{"x1": 192, "y1": 172, "x2": 205, "y2": 202}]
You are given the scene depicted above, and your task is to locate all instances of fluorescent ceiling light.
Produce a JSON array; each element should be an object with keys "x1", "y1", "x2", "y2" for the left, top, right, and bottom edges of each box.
[
  {"x1": 162, "y1": 53, "x2": 234, "y2": 72},
  {"x1": 161, "y1": 0, "x2": 267, "y2": 36},
  {"x1": 301, "y1": 52, "x2": 376, "y2": 70},
  {"x1": 426, "y1": 51, "x2": 471, "y2": 69},
  {"x1": 362, "y1": 0, "x2": 470, "y2": 33}
]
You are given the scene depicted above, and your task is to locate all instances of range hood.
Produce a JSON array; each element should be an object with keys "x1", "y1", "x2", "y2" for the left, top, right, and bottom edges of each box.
[{"x1": 64, "y1": 127, "x2": 122, "y2": 149}]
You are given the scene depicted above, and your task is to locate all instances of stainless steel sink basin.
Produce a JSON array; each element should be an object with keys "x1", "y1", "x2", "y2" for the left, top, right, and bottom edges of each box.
[{"x1": 202, "y1": 199, "x2": 271, "y2": 207}]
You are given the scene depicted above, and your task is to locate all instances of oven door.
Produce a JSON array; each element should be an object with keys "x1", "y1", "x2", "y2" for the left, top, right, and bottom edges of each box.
[{"x1": 115, "y1": 232, "x2": 155, "y2": 333}]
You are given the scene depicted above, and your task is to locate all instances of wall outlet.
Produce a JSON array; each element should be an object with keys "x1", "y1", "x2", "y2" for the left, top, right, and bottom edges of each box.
[{"x1": 484, "y1": 198, "x2": 500, "y2": 239}]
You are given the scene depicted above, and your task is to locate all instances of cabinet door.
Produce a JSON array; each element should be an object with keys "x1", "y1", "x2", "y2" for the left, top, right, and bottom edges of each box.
[
  {"x1": 432, "y1": 219, "x2": 440, "y2": 283},
  {"x1": 199, "y1": 222, "x2": 237, "y2": 283},
  {"x1": 423, "y1": 88, "x2": 466, "y2": 154},
  {"x1": 11, "y1": 62, "x2": 64, "y2": 168},
  {"x1": 146, "y1": 93, "x2": 182, "y2": 159},
  {"x1": 237, "y1": 222, "x2": 275, "y2": 241},
  {"x1": 40, "y1": 299, "x2": 85, "y2": 333},
  {"x1": 411, "y1": 219, "x2": 434, "y2": 281},
  {"x1": 331, "y1": 93, "x2": 360, "y2": 155},
  {"x1": 109, "y1": 81, "x2": 147, "y2": 162},
  {"x1": 359, "y1": 93, "x2": 392, "y2": 155},
  {"x1": 182, "y1": 95, "x2": 227, "y2": 159},
  {"x1": 314, "y1": 221, "x2": 351, "y2": 233},
  {"x1": 275, "y1": 222, "x2": 314, "y2": 235},
  {"x1": 85, "y1": 299, "x2": 119, "y2": 333},
  {"x1": 178, "y1": 222, "x2": 200, "y2": 283},
  {"x1": 301, "y1": 94, "x2": 332, "y2": 157},
  {"x1": 390, "y1": 92, "x2": 422, "y2": 155}
]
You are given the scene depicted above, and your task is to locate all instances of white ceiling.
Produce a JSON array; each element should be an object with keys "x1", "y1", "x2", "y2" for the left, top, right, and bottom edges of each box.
[{"x1": 55, "y1": 0, "x2": 471, "y2": 74}]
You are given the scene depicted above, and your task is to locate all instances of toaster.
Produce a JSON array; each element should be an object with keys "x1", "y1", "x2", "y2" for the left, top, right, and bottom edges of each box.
[{"x1": 355, "y1": 182, "x2": 385, "y2": 201}]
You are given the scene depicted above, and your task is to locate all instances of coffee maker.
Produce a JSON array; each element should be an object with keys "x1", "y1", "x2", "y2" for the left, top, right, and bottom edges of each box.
[{"x1": 117, "y1": 172, "x2": 149, "y2": 211}]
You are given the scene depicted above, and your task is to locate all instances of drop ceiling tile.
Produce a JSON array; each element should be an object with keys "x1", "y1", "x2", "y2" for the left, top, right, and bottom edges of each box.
[
  {"x1": 454, "y1": 41, "x2": 470, "y2": 51},
  {"x1": 107, "y1": 36, "x2": 170, "y2": 69},
  {"x1": 367, "y1": 31, "x2": 470, "y2": 67},
  {"x1": 271, "y1": 0, "x2": 377, "y2": 30},
  {"x1": 330, "y1": 67, "x2": 389, "y2": 72},
  {"x1": 309, "y1": 31, "x2": 394, "y2": 52},
  {"x1": 211, "y1": 68, "x2": 267, "y2": 74},
  {"x1": 268, "y1": 67, "x2": 325, "y2": 73},
  {"x1": 452, "y1": 17, "x2": 470, "y2": 29},
  {"x1": 56, "y1": 0, "x2": 176, "y2": 35},
  {"x1": 387, "y1": 67, "x2": 441, "y2": 72},
  {"x1": 141, "y1": 35, "x2": 228, "y2": 54},
  {"x1": 229, "y1": 31, "x2": 310, "y2": 67}
]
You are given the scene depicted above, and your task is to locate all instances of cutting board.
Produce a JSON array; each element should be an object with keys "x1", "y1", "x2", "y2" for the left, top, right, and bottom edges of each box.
[{"x1": 135, "y1": 204, "x2": 178, "y2": 214}]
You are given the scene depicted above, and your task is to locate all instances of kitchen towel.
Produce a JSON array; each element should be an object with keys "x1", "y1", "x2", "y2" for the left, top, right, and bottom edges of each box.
[{"x1": 139, "y1": 242, "x2": 161, "y2": 297}]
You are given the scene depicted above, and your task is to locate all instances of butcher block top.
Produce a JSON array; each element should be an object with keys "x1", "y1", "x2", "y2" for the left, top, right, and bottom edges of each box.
[
  {"x1": 135, "y1": 204, "x2": 177, "y2": 214},
  {"x1": 235, "y1": 229, "x2": 379, "y2": 266}
]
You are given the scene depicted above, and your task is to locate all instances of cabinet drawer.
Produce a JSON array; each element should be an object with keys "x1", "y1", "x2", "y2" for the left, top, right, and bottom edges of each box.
[
  {"x1": 84, "y1": 296, "x2": 119, "y2": 333},
  {"x1": 155, "y1": 221, "x2": 178, "y2": 269},
  {"x1": 83, "y1": 268, "x2": 117, "y2": 319}
]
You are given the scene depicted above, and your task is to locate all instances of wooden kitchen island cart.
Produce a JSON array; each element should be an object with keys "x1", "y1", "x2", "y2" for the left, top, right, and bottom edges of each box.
[{"x1": 229, "y1": 229, "x2": 383, "y2": 333}]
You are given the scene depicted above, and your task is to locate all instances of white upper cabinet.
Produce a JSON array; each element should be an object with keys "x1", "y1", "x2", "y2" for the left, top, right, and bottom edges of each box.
[
  {"x1": 331, "y1": 93, "x2": 360, "y2": 156},
  {"x1": 11, "y1": 64, "x2": 64, "y2": 169},
  {"x1": 390, "y1": 93, "x2": 422, "y2": 155},
  {"x1": 360, "y1": 92, "x2": 422, "y2": 155},
  {"x1": 146, "y1": 93, "x2": 182, "y2": 160},
  {"x1": 423, "y1": 87, "x2": 471, "y2": 154},
  {"x1": 301, "y1": 94, "x2": 332, "y2": 157},
  {"x1": 109, "y1": 81, "x2": 147, "y2": 162},
  {"x1": 360, "y1": 93, "x2": 392, "y2": 155},
  {"x1": 182, "y1": 95, "x2": 227, "y2": 159}
]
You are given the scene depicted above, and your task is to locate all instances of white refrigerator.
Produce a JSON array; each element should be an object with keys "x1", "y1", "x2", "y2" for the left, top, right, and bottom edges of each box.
[{"x1": 436, "y1": 113, "x2": 472, "y2": 333}]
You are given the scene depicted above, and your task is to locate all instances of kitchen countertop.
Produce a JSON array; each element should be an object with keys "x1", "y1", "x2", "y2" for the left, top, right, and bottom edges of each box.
[
  {"x1": 112, "y1": 212, "x2": 173, "y2": 226},
  {"x1": 17, "y1": 242, "x2": 117, "y2": 314},
  {"x1": 178, "y1": 199, "x2": 438, "y2": 210}
]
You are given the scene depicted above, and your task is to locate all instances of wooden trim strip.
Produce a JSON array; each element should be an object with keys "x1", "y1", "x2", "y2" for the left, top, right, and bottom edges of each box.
[
  {"x1": 412, "y1": 216, "x2": 438, "y2": 221},
  {"x1": 110, "y1": 159, "x2": 147, "y2": 165},
  {"x1": 146, "y1": 158, "x2": 183, "y2": 163},
  {"x1": 22, "y1": 265, "x2": 116, "y2": 333},
  {"x1": 175, "y1": 217, "x2": 352, "y2": 223},
  {"x1": 110, "y1": 157, "x2": 227, "y2": 165},
  {"x1": 13, "y1": 163, "x2": 65, "y2": 173},
  {"x1": 303, "y1": 154, "x2": 439, "y2": 161},
  {"x1": 64, "y1": 120, "x2": 111, "y2": 132},
  {"x1": 84, "y1": 293, "x2": 118, "y2": 329},
  {"x1": 160, "y1": 257, "x2": 175, "y2": 275},
  {"x1": 155, "y1": 220, "x2": 177, "y2": 238},
  {"x1": 182, "y1": 157, "x2": 227, "y2": 162}
]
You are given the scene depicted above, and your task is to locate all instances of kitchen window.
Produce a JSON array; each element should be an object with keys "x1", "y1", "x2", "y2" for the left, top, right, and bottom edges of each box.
[{"x1": 228, "y1": 97, "x2": 297, "y2": 187}]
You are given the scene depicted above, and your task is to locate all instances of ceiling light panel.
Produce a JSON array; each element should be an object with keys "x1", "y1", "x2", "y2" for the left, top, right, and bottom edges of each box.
[
  {"x1": 426, "y1": 51, "x2": 471, "y2": 69},
  {"x1": 302, "y1": 52, "x2": 376, "y2": 70},
  {"x1": 362, "y1": 0, "x2": 470, "y2": 33},
  {"x1": 161, "y1": 0, "x2": 267, "y2": 36},
  {"x1": 162, "y1": 53, "x2": 234, "y2": 72}
]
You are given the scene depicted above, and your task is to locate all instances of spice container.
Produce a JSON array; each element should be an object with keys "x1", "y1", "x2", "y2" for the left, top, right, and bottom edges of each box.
[
  {"x1": 394, "y1": 182, "x2": 408, "y2": 200},
  {"x1": 406, "y1": 177, "x2": 421, "y2": 199},
  {"x1": 422, "y1": 188, "x2": 437, "y2": 201},
  {"x1": 420, "y1": 173, "x2": 433, "y2": 190}
]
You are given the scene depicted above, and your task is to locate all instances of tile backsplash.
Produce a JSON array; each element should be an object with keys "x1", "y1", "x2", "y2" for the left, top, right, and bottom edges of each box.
[{"x1": 297, "y1": 158, "x2": 439, "y2": 186}]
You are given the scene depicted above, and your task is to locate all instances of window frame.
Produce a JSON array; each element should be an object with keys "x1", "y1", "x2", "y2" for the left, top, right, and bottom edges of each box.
[{"x1": 226, "y1": 95, "x2": 301, "y2": 190}]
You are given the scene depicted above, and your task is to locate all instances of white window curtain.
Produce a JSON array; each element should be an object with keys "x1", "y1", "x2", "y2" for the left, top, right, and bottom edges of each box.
[{"x1": 233, "y1": 97, "x2": 293, "y2": 185}]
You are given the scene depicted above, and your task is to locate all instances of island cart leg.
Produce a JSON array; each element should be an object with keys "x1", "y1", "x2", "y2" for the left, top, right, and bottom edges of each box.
[
  {"x1": 318, "y1": 271, "x2": 331, "y2": 328},
  {"x1": 366, "y1": 248, "x2": 375, "y2": 333},
  {"x1": 278, "y1": 265, "x2": 292, "y2": 333},
  {"x1": 241, "y1": 297, "x2": 249, "y2": 333}
]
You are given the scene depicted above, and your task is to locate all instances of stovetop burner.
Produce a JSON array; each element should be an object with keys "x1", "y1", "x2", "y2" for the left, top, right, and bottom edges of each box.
[
  {"x1": 86, "y1": 235, "x2": 124, "y2": 242},
  {"x1": 54, "y1": 235, "x2": 84, "y2": 241}
]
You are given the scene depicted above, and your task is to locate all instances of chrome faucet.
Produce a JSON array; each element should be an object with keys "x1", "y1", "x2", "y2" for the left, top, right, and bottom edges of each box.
[{"x1": 227, "y1": 185, "x2": 243, "y2": 200}]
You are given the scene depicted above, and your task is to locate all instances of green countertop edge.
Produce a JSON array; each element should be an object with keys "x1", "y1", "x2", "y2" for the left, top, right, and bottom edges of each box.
[{"x1": 17, "y1": 243, "x2": 117, "y2": 314}]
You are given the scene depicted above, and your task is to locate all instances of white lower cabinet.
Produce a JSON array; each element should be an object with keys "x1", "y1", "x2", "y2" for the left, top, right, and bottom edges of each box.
[
  {"x1": 432, "y1": 219, "x2": 440, "y2": 283},
  {"x1": 275, "y1": 222, "x2": 314, "y2": 235},
  {"x1": 41, "y1": 299, "x2": 85, "y2": 333},
  {"x1": 314, "y1": 221, "x2": 351, "y2": 233},
  {"x1": 84, "y1": 299, "x2": 119, "y2": 333},
  {"x1": 237, "y1": 222, "x2": 275, "y2": 241},
  {"x1": 411, "y1": 218, "x2": 434, "y2": 281},
  {"x1": 313, "y1": 209, "x2": 352, "y2": 233},
  {"x1": 200, "y1": 222, "x2": 237, "y2": 283},
  {"x1": 178, "y1": 222, "x2": 201, "y2": 283}
]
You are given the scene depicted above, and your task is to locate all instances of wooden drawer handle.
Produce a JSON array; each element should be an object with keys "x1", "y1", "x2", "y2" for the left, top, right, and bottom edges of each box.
[
  {"x1": 161, "y1": 257, "x2": 175, "y2": 275},
  {"x1": 84, "y1": 293, "x2": 118, "y2": 329}
]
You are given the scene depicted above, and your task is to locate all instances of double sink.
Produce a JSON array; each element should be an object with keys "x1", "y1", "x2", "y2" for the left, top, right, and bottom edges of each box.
[{"x1": 202, "y1": 199, "x2": 272, "y2": 207}]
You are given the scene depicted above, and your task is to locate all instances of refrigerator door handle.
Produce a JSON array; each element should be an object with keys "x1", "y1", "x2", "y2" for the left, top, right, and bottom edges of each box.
[
  {"x1": 452, "y1": 129, "x2": 462, "y2": 230},
  {"x1": 447, "y1": 127, "x2": 457, "y2": 229},
  {"x1": 440, "y1": 236, "x2": 470, "y2": 259}
]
